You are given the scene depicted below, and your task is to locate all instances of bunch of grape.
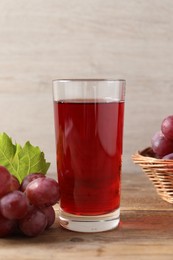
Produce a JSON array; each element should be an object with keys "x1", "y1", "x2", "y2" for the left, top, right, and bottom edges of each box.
[
  {"x1": 151, "y1": 115, "x2": 173, "y2": 159},
  {"x1": 0, "y1": 166, "x2": 59, "y2": 237}
]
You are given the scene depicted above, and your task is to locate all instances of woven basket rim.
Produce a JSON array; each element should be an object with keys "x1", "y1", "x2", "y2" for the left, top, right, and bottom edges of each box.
[{"x1": 133, "y1": 147, "x2": 173, "y2": 164}]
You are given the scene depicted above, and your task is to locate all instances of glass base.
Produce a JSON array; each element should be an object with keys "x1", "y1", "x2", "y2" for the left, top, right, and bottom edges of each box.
[{"x1": 58, "y1": 208, "x2": 120, "y2": 233}]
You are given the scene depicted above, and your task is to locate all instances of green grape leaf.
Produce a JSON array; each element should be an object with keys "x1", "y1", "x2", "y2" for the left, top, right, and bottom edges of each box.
[{"x1": 0, "y1": 133, "x2": 50, "y2": 183}]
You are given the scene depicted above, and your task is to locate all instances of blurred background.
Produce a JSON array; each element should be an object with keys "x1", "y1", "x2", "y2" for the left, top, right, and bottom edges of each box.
[{"x1": 0, "y1": 0, "x2": 173, "y2": 177}]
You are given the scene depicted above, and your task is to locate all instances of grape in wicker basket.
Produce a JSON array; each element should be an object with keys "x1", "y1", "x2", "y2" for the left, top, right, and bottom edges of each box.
[
  {"x1": 151, "y1": 131, "x2": 173, "y2": 157},
  {"x1": 151, "y1": 115, "x2": 173, "y2": 158},
  {"x1": 162, "y1": 153, "x2": 173, "y2": 159},
  {"x1": 161, "y1": 115, "x2": 173, "y2": 141}
]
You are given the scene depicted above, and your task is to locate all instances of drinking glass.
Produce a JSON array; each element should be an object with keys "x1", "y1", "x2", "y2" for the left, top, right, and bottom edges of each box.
[{"x1": 53, "y1": 79, "x2": 125, "y2": 232}]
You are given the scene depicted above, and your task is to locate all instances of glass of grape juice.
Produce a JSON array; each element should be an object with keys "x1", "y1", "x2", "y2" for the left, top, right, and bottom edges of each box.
[{"x1": 52, "y1": 79, "x2": 125, "y2": 232}]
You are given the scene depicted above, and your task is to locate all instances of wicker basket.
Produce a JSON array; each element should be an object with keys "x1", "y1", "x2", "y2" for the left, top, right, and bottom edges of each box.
[{"x1": 132, "y1": 147, "x2": 173, "y2": 203}]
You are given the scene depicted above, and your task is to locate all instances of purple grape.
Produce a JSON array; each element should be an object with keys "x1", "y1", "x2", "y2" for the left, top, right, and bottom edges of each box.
[
  {"x1": 10, "y1": 175, "x2": 20, "y2": 191},
  {"x1": 25, "y1": 177, "x2": 59, "y2": 207},
  {"x1": 162, "y1": 153, "x2": 173, "y2": 159},
  {"x1": 19, "y1": 208, "x2": 47, "y2": 237},
  {"x1": 41, "y1": 206, "x2": 55, "y2": 228},
  {"x1": 161, "y1": 115, "x2": 173, "y2": 140},
  {"x1": 151, "y1": 131, "x2": 173, "y2": 157},
  {"x1": 0, "y1": 166, "x2": 12, "y2": 198},
  {"x1": 0, "y1": 213, "x2": 16, "y2": 237},
  {"x1": 0, "y1": 190, "x2": 29, "y2": 220},
  {"x1": 20, "y1": 173, "x2": 45, "y2": 192}
]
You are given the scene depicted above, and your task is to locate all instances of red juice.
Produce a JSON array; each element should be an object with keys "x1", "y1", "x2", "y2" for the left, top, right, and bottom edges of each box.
[{"x1": 54, "y1": 99, "x2": 124, "y2": 215}]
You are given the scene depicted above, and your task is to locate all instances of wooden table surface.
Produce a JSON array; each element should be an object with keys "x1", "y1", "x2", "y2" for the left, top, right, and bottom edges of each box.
[{"x1": 0, "y1": 171, "x2": 173, "y2": 260}]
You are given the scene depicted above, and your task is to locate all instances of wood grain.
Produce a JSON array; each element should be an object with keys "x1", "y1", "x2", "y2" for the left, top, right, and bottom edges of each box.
[{"x1": 1, "y1": 210, "x2": 173, "y2": 260}]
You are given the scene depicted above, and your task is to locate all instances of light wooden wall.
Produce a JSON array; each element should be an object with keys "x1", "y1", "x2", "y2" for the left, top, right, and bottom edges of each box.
[{"x1": 0, "y1": 0, "x2": 173, "y2": 175}]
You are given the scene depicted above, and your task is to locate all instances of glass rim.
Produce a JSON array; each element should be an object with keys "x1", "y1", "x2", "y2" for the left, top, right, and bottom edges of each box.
[{"x1": 52, "y1": 79, "x2": 126, "y2": 83}]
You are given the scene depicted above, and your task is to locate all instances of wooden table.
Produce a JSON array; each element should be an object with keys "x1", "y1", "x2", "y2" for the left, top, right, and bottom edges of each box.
[{"x1": 0, "y1": 171, "x2": 173, "y2": 260}]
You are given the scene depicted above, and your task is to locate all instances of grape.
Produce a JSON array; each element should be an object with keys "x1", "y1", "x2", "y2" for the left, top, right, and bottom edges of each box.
[
  {"x1": 20, "y1": 173, "x2": 45, "y2": 192},
  {"x1": 19, "y1": 208, "x2": 47, "y2": 237},
  {"x1": 10, "y1": 175, "x2": 20, "y2": 191},
  {"x1": 0, "y1": 213, "x2": 16, "y2": 237},
  {"x1": 41, "y1": 206, "x2": 55, "y2": 228},
  {"x1": 161, "y1": 115, "x2": 173, "y2": 140},
  {"x1": 162, "y1": 153, "x2": 173, "y2": 159},
  {"x1": 0, "y1": 167, "x2": 20, "y2": 197},
  {"x1": 0, "y1": 190, "x2": 28, "y2": 220},
  {"x1": 25, "y1": 177, "x2": 59, "y2": 207},
  {"x1": 0, "y1": 166, "x2": 12, "y2": 198},
  {"x1": 151, "y1": 131, "x2": 173, "y2": 157}
]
